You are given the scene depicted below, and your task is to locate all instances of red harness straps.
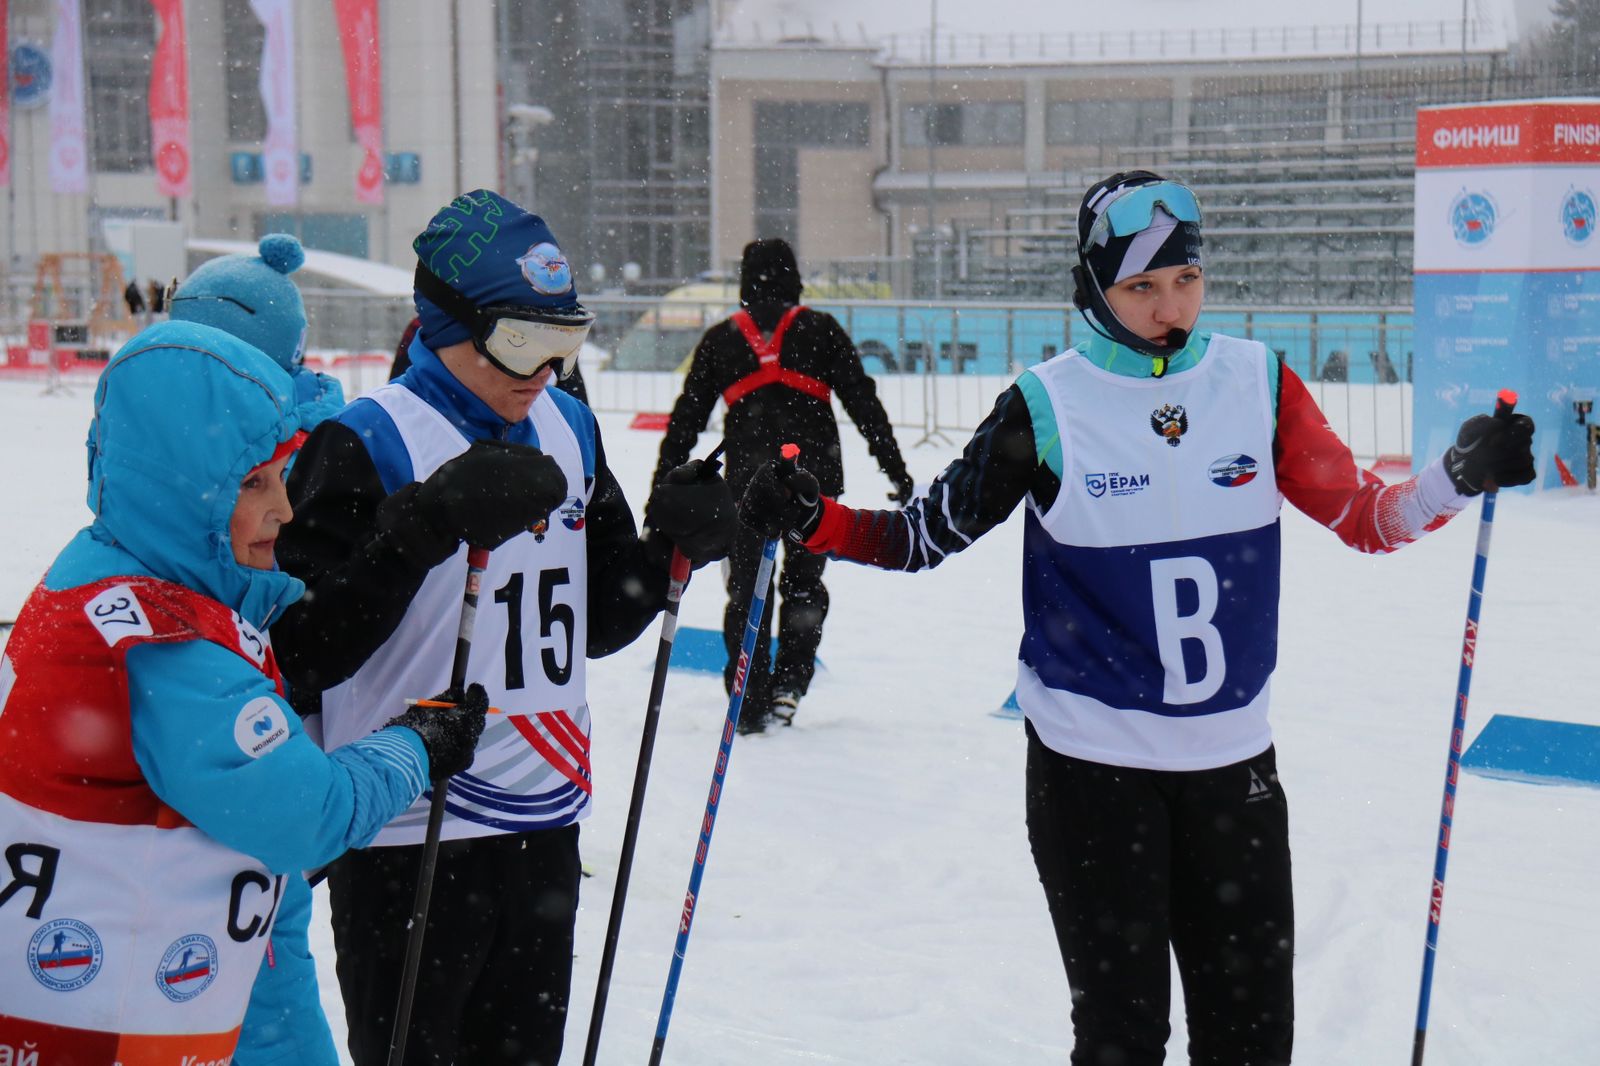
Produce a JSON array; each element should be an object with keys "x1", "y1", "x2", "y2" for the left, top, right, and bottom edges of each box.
[{"x1": 721, "y1": 306, "x2": 832, "y2": 406}]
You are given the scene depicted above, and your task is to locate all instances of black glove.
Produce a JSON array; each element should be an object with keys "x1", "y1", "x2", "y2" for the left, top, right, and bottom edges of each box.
[
  {"x1": 1443, "y1": 412, "x2": 1536, "y2": 495},
  {"x1": 740, "y1": 456, "x2": 822, "y2": 541},
  {"x1": 887, "y1": 471, "x2": 915, "y2": 505},
  {"x1": 385, "y1": 683, "x2": 488, "y2": 781},
  {"x1": 391, "y1": 439, "x2": 567, "y2": 566},
  {"x1": 644, "y1": 459, "x2": 739, "y2": 564}
]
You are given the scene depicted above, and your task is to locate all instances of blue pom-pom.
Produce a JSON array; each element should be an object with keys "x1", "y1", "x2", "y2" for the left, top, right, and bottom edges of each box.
[{"x1": 258, "y1": 233, "x2": 305, "y2": 275}]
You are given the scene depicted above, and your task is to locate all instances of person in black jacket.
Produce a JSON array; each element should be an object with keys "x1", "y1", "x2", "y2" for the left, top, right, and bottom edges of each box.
[
  {"x1": 653, "y1": 237, "x2": 912, "y2": 733},
  {"x1": 271, "y1": 190, "x2": 737, "y2": 1066}
]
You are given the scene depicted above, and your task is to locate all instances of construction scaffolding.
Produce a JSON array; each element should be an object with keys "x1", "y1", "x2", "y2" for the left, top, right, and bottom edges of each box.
[{"x1": 500, "y1": 0, "x2": 711, "y2": 295}]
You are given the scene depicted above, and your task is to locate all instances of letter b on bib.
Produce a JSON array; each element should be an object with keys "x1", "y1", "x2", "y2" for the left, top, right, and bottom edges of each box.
[{"x1": 1149, "y1": 557, "x2": 1225, "y2": 705}]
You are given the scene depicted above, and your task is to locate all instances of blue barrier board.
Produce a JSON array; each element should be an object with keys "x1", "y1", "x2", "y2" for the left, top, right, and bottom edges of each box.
[
  {"x1": 1460, "y1": 714, "x2": 1600, "y2": 789},
  {"x1": 669, "y1": 626, "x2": 821, "y2": 676},
  {"x1": 992, "y1": 689, "x2": 1022, "y2": 721}
]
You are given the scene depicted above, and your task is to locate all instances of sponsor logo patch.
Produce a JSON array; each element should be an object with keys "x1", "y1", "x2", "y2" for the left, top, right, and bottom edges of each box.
[
  {"x1": 1149, "y1": 403, "x2": 1189, "y2": 447},
  {"x1": 558, "y1": 496, "x2": 586, "y2": 531},
  {"x1": 1085, "y1": 472, "x2": 1150, "y2": 499},
  {"x1": 234, "y1": 696, "x2": 291, "y2": 759},
  {"x1": 156, "y1": 933, "x2": 219, "y2": 1003},
  {"x1": 1208, "y1": 453, "x2": 1259, "y2": 488},
  {"x1": 518, "y1": 241, "x2": 573, "y2": 296},
  {"x1": 28, "y1": 918, "x2": 104, "y2": 991}
]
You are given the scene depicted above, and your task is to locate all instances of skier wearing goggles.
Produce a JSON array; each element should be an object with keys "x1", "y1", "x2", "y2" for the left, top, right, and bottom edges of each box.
[
  {"x1": 271, "y1": 190, "x2": 740, "y2": 1066},
  {"x1": 740, "y1": 170, "x2": 1536, "y2": 1065},
  {"x1": 413, "y1": 256, "x2": 595, "y2": 382}
]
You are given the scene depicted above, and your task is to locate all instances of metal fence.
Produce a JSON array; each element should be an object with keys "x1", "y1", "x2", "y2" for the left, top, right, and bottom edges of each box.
[{"x1": 3, "y1": 287, "x2": 1415, "y2": 462}]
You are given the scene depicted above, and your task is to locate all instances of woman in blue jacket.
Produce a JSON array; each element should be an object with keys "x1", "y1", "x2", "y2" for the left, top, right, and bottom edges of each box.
[{"x1": 0, "y1": 322, "x2": 482, "y2": 1065}]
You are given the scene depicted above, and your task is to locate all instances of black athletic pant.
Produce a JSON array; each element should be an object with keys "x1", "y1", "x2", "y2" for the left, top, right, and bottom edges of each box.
[
  {"x1": 327, "y1": 825, "x2": 582, "y2": 1066},
  {"x1": 1024, "y1": 723, "x2": 1294, "y2": 1066},
  {"x1": 723, "y1": 526, "x2": 828, "y2": 708}
]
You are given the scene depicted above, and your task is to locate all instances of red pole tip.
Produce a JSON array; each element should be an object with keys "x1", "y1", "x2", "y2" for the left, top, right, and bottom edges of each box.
[
  {"x1": 1497, "y1": 388, "x2": 1518, "y2": 406},
  {"x1": 780, "y1": 442, "x2": 800, "y2": 460}
]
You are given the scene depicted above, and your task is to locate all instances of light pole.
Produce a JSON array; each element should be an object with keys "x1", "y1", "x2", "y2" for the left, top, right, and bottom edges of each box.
[{"x1": 506, "y1": 103, "x2": 554, "y2": 210}]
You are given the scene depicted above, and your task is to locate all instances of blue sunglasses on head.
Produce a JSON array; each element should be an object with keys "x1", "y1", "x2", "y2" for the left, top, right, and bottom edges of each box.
[{"x1": 1085, "y1": 181, "x2": 1202, "y2": 250}]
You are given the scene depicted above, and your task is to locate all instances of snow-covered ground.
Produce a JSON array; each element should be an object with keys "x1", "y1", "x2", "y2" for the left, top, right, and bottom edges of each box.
[{"x1": 2, "y1": 369, "x2": 1596, "y2": 1064}]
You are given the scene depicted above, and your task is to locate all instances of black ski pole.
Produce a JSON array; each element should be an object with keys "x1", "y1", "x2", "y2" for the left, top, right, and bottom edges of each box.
[
  {"x1": 388, "y1": 543, "x2": 491, "y2": 1066},
  {"x1": 582, "y1": 442, "x2": 725, "y2": 1066}
]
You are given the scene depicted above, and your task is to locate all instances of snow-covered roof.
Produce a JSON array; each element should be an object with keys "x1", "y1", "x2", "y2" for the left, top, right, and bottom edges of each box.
[
  {"x1": 186, "y1": 239, "x2": 414, "y2": 297},
  {"x1": 714, "y1": 0, "x2": 1518, "y2": 62}
]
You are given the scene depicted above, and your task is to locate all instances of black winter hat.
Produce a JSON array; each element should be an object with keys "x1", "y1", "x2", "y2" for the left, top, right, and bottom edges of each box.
[
  {"x1": 1077, "y1": 170, "x2": 1202, "y2": 291},
  {"x1": 739, "y1": 238, "x2": 803, "y2": 307}
]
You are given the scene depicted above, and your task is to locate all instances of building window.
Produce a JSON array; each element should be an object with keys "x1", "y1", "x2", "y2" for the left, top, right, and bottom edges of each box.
[
  {"x1": 224, "y1": 0, "x2": 268, "y2": 142},
  {"x1": 753, "y1": 101, "x2": 871, "y2": 243},
  {"x1": 1046, "y1": 98, "x2": 1174, "y2": 147},
  {"x1": 903, "y1": 101, "x2": 1024, "y2": 147},
  {"x1": 84, "y1": 0, "x2": 156, "y2": 173}
]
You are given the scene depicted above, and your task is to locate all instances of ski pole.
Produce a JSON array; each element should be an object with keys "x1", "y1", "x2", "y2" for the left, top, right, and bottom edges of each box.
[
  {"x1": 649, "y1": 445, "x2": 796, "y2": 1065},
  {"x1": 582, "y1": 442, "x2": 726, "y2": 1066},
  {"x1": 388, "y1": 544, "x2": 491, "y2": 1066},
  {"x1": 1411, "y1": 389, "x2": 1517, "y2": 1066}
]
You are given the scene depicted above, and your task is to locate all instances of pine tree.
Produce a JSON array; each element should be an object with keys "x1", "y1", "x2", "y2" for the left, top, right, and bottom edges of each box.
[{"x1": 1546, "y1": 0, "x2": 1600, "y2": 74}]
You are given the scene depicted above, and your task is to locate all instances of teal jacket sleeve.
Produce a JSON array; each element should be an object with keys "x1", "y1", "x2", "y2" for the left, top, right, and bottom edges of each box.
[
  {"x1": 127, "y1": 638, "x2": 428, "y2": 873},
  {"x1": 235, "y1": 874, "x2": 338, "y2": 1066}
]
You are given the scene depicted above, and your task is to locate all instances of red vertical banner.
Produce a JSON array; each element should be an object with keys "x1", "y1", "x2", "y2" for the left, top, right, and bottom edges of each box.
[
  {"x1": 333, "y1": 0, "x2": 383, "y2": 204},
  {"x1": 148, "y1": 0, "x2": 191, "y2": 197},
  {"x1": 0, "y1": 0, "x2": 10, "y2": 188}
]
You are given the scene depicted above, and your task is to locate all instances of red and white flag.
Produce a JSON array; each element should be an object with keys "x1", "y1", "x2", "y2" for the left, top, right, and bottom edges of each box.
[
  {"x1": 148, "y1": 0, "x2": 191, "y2": 197},
  {"x1": 0, "y1": 0, "x2": 11, "y2": 188},
  {"x1": 249, "y1": 0, "x2": 298, "y2": 206},
  {"x1": 48, "y1": 0, "x2": 88, "y2": 195},
  {"x1": 334, "y1": 0, "x2": 383, "y2": 204}
]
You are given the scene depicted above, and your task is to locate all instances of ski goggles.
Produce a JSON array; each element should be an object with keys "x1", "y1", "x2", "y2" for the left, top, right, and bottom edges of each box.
[
  {"x1": 414, "y1": 264, "x2": 594, "y2": 380},
  {"x1": 1084, "y1": 181, "x2": 1202, "y2": 251}
]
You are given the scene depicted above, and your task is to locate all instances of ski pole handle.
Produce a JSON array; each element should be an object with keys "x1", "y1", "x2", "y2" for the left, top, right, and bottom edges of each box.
[{"x1": 1493, "y1": 389, "x2": 1517, "y2": 422}]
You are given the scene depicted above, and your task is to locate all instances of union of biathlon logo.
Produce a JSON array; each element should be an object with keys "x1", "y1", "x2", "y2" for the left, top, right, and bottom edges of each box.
[
  {"x1": 28, "y1": 918, "x2": 104, "y2": 991},
  {"x1": 1149, "y1": 403, "x2": 1189, "y2": 447},
  {"x1": 156, "y1": 933, "x2": 219, "y2": 1003},
  {"x1": 1560, "y1": 187, "x2": 1595, "y2": 245},
  {"x1": 518, "y1": 242, "x2": 572, "y2": 296},
  {"x1": 1449, "y1": 189, "x2": 1497, "y2": 246},
  {"x1": 558, "y1": 496, "x2": 587, "y2": 531}
]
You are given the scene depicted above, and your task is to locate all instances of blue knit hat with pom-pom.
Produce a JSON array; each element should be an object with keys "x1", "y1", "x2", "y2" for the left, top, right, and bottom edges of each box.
[{"x1": 171, "y1": 234, "x2": 308, "y2": 370}]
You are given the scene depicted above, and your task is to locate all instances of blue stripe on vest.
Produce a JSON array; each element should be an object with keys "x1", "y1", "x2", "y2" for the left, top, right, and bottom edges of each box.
[
  {"x1": 448, "y1": 773, "x2": 585, "y2": 814},
  {"x1": 1020, "y1": 515, "x2": 1281, "y2": 718},
  {"x1": 338, "y1": 396, "x2": 414, "y2": 495}
]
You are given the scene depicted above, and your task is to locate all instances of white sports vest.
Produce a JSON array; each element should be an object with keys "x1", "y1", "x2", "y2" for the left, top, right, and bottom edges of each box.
[
  {"x1": 321, "y1": 385, "x2": 593, "y2": 845},
  {"x1": 0, "y1": 578, "x2": 286, "y2": 1064},
  {"x1": 1019, "y1": 334, "x2": 1283, "y2": 771}
]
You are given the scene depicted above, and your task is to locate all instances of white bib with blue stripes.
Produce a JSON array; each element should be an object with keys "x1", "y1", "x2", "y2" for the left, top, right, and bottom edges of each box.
[{"x1": 322, "y1": 384, "x2": 594, "y2": 844}]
